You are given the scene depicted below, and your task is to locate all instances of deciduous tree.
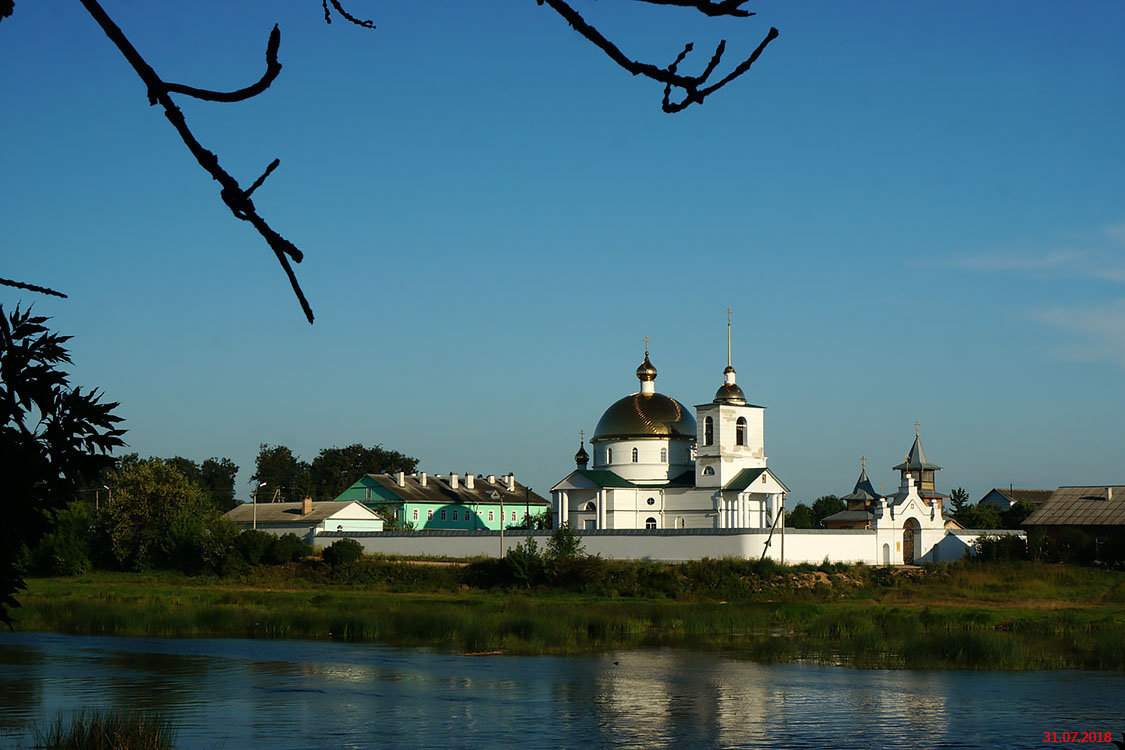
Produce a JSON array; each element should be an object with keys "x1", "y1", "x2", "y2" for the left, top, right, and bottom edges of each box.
[
  {"x1": 251, "y1": 444, "x2": 311, "y2": 503},
  {"x1": 310, "y1": 443, "x2": 418, "y2": 501},
  {"x1": 102, "y1": 458, "x2": 236, "y2": 572},
  {"x1": 810, "y1": 495, "x2": 844, "y2": 527},
  {"x1": 0, "y1": 305, "x2": 124, "y2": 624}
]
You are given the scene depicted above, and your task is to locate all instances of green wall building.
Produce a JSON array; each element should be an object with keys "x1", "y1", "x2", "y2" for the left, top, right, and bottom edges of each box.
[{"x1": 334, "y1": 471, "x2": 550, "y2": 530}]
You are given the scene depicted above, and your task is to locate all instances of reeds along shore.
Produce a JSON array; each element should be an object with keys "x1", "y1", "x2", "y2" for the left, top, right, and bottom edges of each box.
[
  {"x1": 31, "y1": 709, "x2": 176, "y2": 750},
  {"x1": 12, "y1": 559, "x2": 1125, "y2": 670}
]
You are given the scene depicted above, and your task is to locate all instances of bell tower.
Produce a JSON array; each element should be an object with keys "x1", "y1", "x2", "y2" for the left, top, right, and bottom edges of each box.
[{"x1": 695, "y1": 310, "x2": 766, "y2": 488}]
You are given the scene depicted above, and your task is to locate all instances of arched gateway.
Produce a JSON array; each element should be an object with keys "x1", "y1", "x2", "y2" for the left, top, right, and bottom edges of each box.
[{"x1": 903, "y1": 518, "x2": 921, "y2": 564}]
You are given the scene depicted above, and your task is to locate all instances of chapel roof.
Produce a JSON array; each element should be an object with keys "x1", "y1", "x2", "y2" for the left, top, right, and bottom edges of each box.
[
  {"x1": 842, "y1": 466, "x2": 880, "y2": 502},
  {"x1": 893, "y1": 435, "x2": 942, "y2": 471}
]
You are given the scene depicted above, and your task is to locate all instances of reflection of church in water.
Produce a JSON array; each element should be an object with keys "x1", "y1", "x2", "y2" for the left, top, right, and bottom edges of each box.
[{"x1": 551, "y1": 319, "x2": 789, "y2": 531}]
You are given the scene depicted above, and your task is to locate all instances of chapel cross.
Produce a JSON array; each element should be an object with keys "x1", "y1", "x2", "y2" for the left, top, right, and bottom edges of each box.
[
  {"x1": 643, "y1": 335, "x2": 650, "y2": 355},
  {"x1": 915, "y1": 420, "x2": 921, "y2": 436},
  {"x1": 861, "y1": 456, "x2": 866, "y2": 471}
]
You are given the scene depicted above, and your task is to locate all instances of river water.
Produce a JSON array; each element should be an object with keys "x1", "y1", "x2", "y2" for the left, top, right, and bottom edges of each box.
[{"x1": 1, "y1": 632, "x2": 1122, "y2": 749}]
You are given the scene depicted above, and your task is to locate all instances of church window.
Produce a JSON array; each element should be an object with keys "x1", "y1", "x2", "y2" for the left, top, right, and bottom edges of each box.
[
  {"x1": 676, "y1": 517, "x2": 685, "y2": 529},
  {"x1": 427, "y1": 509, "x2": 433, "y2": 520},
  {"x1": 632, "y1": 447, "x2": 639, "y2": 463},
  {"x1": 736, "y1": 417, "x2": 747, "y2": 446},
  {"x1": 660, "y1": 447, "x2": 667, "y2": 462},
  {"x1": 584, "y1": 501, "x2": 596, "y2": 512},
  {"x1": 511, "y1": 510, "x2": 517, "y2": 522},
  {"x1": 647, "y1": 497, "x2": 655, "y2": 506},
  {"x1": 412, "y1": 508, "x2": 419, "y2": 521},
  {"x1": 703, "y1": 466, "x2": 715, "y2": 476},
  {"x1": 453, "y1": 509, "x2": 459, "y2": 521},
  {"x1": 645, "y1": 517, "x2": 657, "y2": 529},
  {"x1": 704, "y1": 416, "x2": 714, "y2": 446},
  {"x1": 488, "y1": 510, "x2": 494, "y2": 522},
  {"x1": 440, "y1": 509, "x2": 447, "y2": 520},
  {"x1": 606, "y1": 448, "x2": 613, "y2": 464}
]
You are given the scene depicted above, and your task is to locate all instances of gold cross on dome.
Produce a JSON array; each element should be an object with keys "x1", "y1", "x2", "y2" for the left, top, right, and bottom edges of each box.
[
  {"x1": 915, "y1": 420, "x2": 921, "y2": 436},
  {"x1": 861, "y1": 456, "x2": 866, "y2": 471},
  {"x1": 579, "y1": 429, "x2": 585, "y2": 443},
  {"x1": 643, "y1": 335, "x2": 650, "y2": 355},
  {"x1": 726, "y1": 306, "x2": 731, "y2": 323}
]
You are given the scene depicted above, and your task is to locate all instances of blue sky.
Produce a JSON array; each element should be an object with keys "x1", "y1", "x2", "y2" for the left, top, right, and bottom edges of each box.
[{"x1": 3, "y1": 1, "x2": 1123, "y2": 504}]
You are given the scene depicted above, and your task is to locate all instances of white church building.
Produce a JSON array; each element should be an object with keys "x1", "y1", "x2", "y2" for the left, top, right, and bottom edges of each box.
[
  {"x1": 547, "y1": 325, "x2": 1015, "y2": 565},
  {"x1": 551, "y1": 330, "x2": 789, "y2": 532}
]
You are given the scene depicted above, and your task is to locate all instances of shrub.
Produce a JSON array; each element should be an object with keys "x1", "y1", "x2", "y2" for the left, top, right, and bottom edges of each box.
[
  {"x1": 322, "y1": 538, "x2": 364, "y2": 567},
  {"x1": 234, "y1": 530, "x2": 276, "y2": 566},
  {"x1": 506, "y1": 537, "x2": 548, "y2": 588},
  {"x1": 264, "y1": 533, "x2": 312, "y2": 565},
  {"x1": 30, "y1": 502, "x2": 96, "y2": 577},
  {"x1": 974, "y1": 534, "x2": 1029, "y2": 563},
  {"x1": 546, "y1": 524, "x2": 585, "y2": 561}
]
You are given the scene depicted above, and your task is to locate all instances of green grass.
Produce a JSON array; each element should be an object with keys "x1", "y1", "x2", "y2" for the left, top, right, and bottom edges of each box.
[{"x1": 10, "y1": 562, "x2": 1125, "y2": 670}]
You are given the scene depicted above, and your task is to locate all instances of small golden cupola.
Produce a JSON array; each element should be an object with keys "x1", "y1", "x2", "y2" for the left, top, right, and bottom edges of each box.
[{"x1": 635, "y1": 336, "x2": 658, "y2": 394}]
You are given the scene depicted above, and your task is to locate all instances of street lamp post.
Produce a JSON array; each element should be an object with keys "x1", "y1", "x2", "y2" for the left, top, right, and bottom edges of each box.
[{"x1": 251, "y1": 481, "x2": 267, "y2": 530}]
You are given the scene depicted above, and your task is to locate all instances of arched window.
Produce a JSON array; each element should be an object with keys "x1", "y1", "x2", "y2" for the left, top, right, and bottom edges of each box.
[
  {"x1": 703, "y1": 466, "x2": 715, "y2": 476},
  {"x1": 704, "y1": 416, "x2": 714, "y2": 446},
  {"x1": 660, "y1": 447, "x2": 668, "y2": 462},
  {"x1": 736, "y1": 417, "x2": 747, "y2": 446},
  {"x1": 606, "y1": 448, "x2": 613, "y2": 464},
  {"x1": 631, "y1": 447, "x2": 639, "y2": 463},
  {"x1": 676, "y1": 517, "x2": 685, "y2": 529},
  {"x1": 645, "y1": 517, "x2": 657, "y2": 529},
  {"x1": 583, "y1": 501, "x2": 596, "y2": 512}
]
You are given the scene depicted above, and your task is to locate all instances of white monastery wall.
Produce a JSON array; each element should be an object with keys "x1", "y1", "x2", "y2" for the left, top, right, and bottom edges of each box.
[{"x1": 314, "y1": 528, "x2": 1024, "y2": 564}]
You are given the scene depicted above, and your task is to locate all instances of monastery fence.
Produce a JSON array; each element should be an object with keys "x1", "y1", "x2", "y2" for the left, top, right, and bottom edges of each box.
[{"x1": 315, "y1": 528, "x2": 1024, "y2": 565}]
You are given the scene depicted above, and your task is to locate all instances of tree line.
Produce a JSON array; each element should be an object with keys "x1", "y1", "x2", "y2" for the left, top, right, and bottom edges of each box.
[{"x1": 250, "y1": 443, "x2": 418, "y2": 503}]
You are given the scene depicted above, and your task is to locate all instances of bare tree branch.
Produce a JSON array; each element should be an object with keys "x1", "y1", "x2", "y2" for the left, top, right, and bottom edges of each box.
[
  {"x1": 0, "y1": 277, "x2": 68, "y2": 299},
  {"x1": 627, "y1": 0, "x2": 754, "y2": 18},
  {"x1": 77, "y1": 0, "x2": 314, "y2": 323},
  {"x1": 538, "y1": 0, "x2": 777, "y2": 113},
  {"x1": 163, "y1": 25, "x2": 282, "y2": 103},
  {"x1": 322, "y1": 0, "x2": 375, "y2": 29}
]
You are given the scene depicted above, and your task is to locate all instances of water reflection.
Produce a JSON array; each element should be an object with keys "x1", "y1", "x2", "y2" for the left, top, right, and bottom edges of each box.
[{"x1": 1, "y1": 633, "x2": 1123, "y2": 750}]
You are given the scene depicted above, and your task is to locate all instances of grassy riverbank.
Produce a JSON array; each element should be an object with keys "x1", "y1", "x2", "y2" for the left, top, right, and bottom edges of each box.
[{"x1": 12, "y1": 561, "x2": 1125, "y2": 670}]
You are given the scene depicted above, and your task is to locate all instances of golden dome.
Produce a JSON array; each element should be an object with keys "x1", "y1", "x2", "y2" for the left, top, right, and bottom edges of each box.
[
  {"x1": 636, "y1": 354, "x2": 658, "y2": 382},
  {"x1": 592, "y1": 392, "x2": 697, "y2": 440},
  {"x1": 714, "y1": 383, "x2": 747, "y2": 404}
]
